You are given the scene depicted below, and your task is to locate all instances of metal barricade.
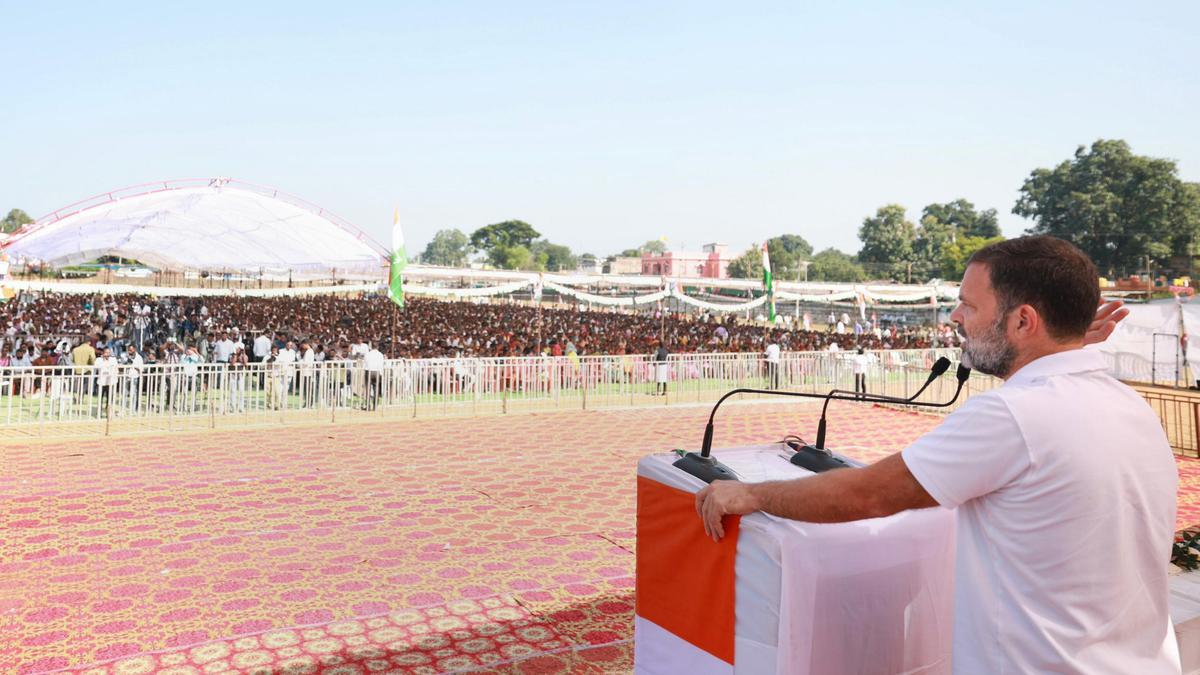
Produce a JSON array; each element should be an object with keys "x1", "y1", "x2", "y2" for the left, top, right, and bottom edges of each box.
[{"x1": 0, "y1": 349, "x2": 994, "y2": 440}]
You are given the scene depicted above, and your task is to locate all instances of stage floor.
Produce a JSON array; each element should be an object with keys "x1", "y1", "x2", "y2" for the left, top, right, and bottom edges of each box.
[{"x1": 2, "y1": 402, "x2": 1198, "y2": 674}]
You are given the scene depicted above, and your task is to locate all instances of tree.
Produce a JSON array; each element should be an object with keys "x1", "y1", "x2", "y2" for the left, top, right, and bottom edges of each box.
[
  {"x1": 726, "y1": 246, "x2": 763, "y2": 279},
  {"x1": 764, "y1": 234, "x2": 813, "y2": 280},
  {"x1": 769, "y1": 234, "x2": 813, "y2": 258},
  {"x1": 1014, "y1": 139, "x2": 1200, "y2": 276},
  {"x1": 641, "y1": 239, "x2": 667, "y2": 254},
  {"x1": 618, "y1": 249, "x2": 642, "y2": 258},
  {"x1": 470, "y1": 220, "x2": 540, "y2": 253},
  {"x1": 913, "y1": 215, "x2": 959, "y2": 280},
  {"x1": 809, "y1": 248, "x2": 866, "y2": 282},
  {"x1": 923, "y1": 199, "x2": 1000, "y2": 239},
  {"x1": 941, "y1": 235, "x2": 1006, "y2": 280},
  {"x1": 490, "y1": 245, "x2": 534, "y2": 270},
  {"x1": 531, "y1": 240, "x2": 577, "y2": 272},
  {"x1": 1, "y1": 208, "x2": 33, "y2": 234},
  {"x1": 470, "y1": 221, "x2": 541, "y2": 269},
  {"x1": 420, "y1": 229, "x2": 470, "y2": 267},
  {"x1": 858, "y1": 205, "x2": 917, "y2": 281}
]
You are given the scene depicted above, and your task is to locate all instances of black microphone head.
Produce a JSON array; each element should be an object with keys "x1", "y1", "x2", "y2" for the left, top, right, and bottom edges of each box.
[
  {"x1": 956, "y1": 364, "x2": 971, "y2": 382},
  {"x1": 931, "y1": 356, "x2": 951, "y2": 377}
]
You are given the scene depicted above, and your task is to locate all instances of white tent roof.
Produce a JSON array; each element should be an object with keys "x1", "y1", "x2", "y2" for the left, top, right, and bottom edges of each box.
[{"x1": 2, "y1": 179, "x2": 388, "y2": 278}]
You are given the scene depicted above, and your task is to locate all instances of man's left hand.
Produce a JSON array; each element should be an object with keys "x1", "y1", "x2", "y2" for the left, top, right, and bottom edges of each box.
[
  {"x1": 695, "y1": 480, "x2": 759, "y2": 541},
  {"x1": 1084, "y1": 300, "x2": 1129, "y2": 346}
]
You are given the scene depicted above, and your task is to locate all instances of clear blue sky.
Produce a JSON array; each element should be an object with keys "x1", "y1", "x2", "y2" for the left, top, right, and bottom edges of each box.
[{"x1": 2, "y1": 1, "x2": 1197, "y2": 259}]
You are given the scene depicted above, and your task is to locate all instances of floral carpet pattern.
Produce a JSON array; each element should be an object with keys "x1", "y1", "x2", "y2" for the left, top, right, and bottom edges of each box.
[{"x1": 2, "y1": 401, "x2": 1196, "y2": 674}]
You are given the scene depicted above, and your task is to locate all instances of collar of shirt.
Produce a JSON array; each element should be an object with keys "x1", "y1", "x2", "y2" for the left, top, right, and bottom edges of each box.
[{"x1": 1005, "y1": 348, "x2": 1107, "y2": 386}]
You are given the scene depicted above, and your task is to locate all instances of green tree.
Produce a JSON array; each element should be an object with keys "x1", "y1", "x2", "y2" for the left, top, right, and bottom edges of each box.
[
  {"x1": 941, "y1": 235, "x2": 1006, "y2": 280},
  {"x1": 1, "y1": 208, "x2": 33, "y2": 234},
  {"x1": 858, "y1": 205, "x2": 917, "y2": 281},
  {"x1": 470, "y1": 220, "x2": 541, "y2": 268},
  {"x1": 618, "y1": 248, "x2": 642, "y2": 257},
  {"x1": 913, "y1": 215, "x2": 959, "y2": 279},
  {"x1": 726, "y1": 246, "x2": 763, "y2": 279},
  {"x1": 922, "y1": 199, "x2": 1000, "y2": 239},
  {"x1": 492, "y1": 245, "x2": 535, "y2": 270},
  {"x1": 420, "y1": 229, "x2": 470, "y2": 267},
  {"x1": 769, "y1": 234, "x2": 813, "y2": 258},
  {"x1": 470, "y1": 220, "x2": 540, "y2": 251},
  {"x1": 531, "y1": 240, "x2": 577, "y2": 272},
  {"x1": 809, "y1": 248, "x2": 866, "y2": 282},
  {"x1": 764, "y1": 234, "x2": 814, "y2": 280},
  {"x1": 1014, "y1": 139, "x2": 1200, "y2": 276}
]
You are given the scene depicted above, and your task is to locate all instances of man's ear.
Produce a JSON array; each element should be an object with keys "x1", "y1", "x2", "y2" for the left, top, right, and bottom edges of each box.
[{"x1": 1011, "y1": 304, "x2": 1039, "y2": 337}]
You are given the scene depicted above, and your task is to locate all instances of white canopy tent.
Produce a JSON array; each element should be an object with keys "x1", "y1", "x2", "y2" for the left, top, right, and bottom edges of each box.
[{"x1": 1, "y1": 178, "x2": 389, "y2": 279}]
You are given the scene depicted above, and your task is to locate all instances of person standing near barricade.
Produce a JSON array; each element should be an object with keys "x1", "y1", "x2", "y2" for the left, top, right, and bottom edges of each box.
[
  {"x1": 227, "y1": 344, "x2": 248, "y2": 412},
  {"x1": 263, "y1": 346, "x2": 282, "y2": 410},
  {"x1": 299, "y1": 342, "x2": 316, "y2": 407},
  {"x1": 123, "y1": 344, "x2": 143, "y2": 412},
  {"x1": 653, "y1": 341, "x2": 670, "y2": 396},
  {"x1": 765, "y1": 337, "x2": 781, "y2": 390},
  {"x1": 364, "y1": 342, "x2": 385, "y2": 410},
  {"x1": 852, "y1": 345, "x2": 870, "y2": 399},
  {"x1": 95, "y1": 347, "x2": 118, "y2": 416},
  {"x1": 253, "y1": 331, "x2": 271, "y2": 364}
]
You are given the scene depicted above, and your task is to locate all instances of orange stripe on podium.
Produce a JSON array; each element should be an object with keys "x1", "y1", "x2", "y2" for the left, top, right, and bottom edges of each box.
[{"x1": 636, "y1": 475, "x2": 740, "y2": 664}]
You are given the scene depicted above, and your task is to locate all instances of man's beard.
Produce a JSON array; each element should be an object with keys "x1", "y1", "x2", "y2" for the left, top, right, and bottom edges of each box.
[{"x1": 959, "y1": 312, "x2": 1016, "y2": 378}]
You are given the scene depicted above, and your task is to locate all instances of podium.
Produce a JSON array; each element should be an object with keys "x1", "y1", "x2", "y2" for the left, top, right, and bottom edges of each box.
[{"x1": 634, "y1": 445, "x2": 956, "y2": 674}]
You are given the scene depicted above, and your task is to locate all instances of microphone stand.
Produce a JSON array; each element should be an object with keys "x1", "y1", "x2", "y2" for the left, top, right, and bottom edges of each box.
[{"x1": 672, "y1": 361, "x2": 970, "y2": 482}]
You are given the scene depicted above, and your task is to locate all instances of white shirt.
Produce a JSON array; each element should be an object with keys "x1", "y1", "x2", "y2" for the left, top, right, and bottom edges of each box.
[
  {"x1": 852, "y1": 352, "x2": 871, "y2": 374},
  {"x1": 95, "y1": 356, "x2": 119, "y2": 386},
  {"x1": 364, "y1": 348, "x2": 385, "y2": 373},
  {"x1": 765, "y1": 343, "x2": 780, "y2": 363},
  {"x1": 125, "y1": 352, "x2": 143, "y2": 378},
  {"x1": 253, "y1": 335, "x2": 271, "y2": 358},
  {"x1": 276, "y1": 349, "x2": 297, "y2": 371},
  {"x1": 902, "y1": 349, "x2": 1179, "y2": 673},
  {"x1": 214, "y1": 338, "x2": 235, "y2": 363}
]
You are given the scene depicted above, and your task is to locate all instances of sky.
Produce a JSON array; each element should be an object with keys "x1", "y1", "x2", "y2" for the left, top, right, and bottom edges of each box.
[{"x1": 2, "y1": 1, "x2": 1197, "y2": 259}]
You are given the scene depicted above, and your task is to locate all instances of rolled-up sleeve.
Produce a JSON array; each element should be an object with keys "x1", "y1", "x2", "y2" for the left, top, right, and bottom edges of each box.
[{"x1": 902, "y1": 392, "x2": 1030, "y2": 509}]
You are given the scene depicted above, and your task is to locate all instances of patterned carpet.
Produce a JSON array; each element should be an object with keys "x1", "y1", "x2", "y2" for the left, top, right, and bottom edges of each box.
[{"x1": 1, "y1": 401, "x2": 1196, "y2": 674}]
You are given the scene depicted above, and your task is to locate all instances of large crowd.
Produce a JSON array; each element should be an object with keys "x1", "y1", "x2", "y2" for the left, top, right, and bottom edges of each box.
[{"x1": 0, "y1": 291, "x2": 952, "y2": 368}]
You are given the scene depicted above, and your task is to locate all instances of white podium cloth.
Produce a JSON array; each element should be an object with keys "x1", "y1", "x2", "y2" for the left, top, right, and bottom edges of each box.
[{"x1": 635, "y1": 444, "x2": 956, "y2": 675}]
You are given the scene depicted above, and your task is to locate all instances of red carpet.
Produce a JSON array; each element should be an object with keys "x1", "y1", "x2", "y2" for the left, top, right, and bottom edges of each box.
[{"x1": 0, "y1": 402, "x2": 1192, "y2": 673}]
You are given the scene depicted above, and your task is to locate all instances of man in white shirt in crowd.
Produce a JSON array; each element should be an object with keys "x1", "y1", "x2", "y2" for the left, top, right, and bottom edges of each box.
[
  {"x1": 95, "y1": 347, "x2": 119, "y2": 414},
  {"x1": 764, "y1": 339, "x2": 781, "y2": 390},
  {"x1": 852, "y1": 345, "x2": 871, "y2": 399},
  {"x1": 253, "y1": 331, "x2": 272, "y2": 364},
  {"x1": 696, "y1": 236, "x2": 1177, "y2": 673},
  {"x1": 298, "y1": 341, "x2": 316, "y2": 406},
  {"x1": 213, "y1": 332, "x2": 235, "y2": 364},
  {"x1": 363, "y1": 342, "x2": 385, "y2": 410},
  {"x1": 276, "y1": 341, "x2": 297, "y2": 397},
  {"x1": 122, "y1": 344, "x2": 143, "y2": 412}
]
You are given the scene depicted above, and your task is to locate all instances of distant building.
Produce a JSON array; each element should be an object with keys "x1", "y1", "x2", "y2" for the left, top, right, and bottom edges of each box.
[
  {"x1": 641, "y1": 243, "x2": 731, "y2": 278},
  {"x1": 604, "y1": 256, "x2": 643, "y2": 275},
  {"x1": 576, "y1": 256, "x2": 602, "y2": 274}
]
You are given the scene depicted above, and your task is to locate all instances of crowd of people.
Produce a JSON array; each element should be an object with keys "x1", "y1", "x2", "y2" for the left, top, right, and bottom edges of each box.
[{"x1": 0, "y1": 291, "x2": 950, "y2": 370}]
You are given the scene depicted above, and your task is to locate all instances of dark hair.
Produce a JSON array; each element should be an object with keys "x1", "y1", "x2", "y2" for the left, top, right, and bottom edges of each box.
[{"x1": 967, "y1": 235, "x2": 1099, "y2": 340}]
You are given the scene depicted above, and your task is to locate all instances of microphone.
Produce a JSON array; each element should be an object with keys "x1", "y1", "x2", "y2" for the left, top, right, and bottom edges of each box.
[
  {"x1": 672, "y1": 358, "x2": 970, "y2": 482},
  {"x1": 814, "y1": 357, "x2": 951, "y2": 450},
  {"x1": 792, "y1": 361, "x2": 971, "y2": 473}
]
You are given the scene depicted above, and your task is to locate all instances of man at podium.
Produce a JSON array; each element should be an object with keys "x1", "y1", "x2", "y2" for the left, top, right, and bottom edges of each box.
[{"x1": 696, "y1": 236, "x2": 1180, "y2": 673}]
